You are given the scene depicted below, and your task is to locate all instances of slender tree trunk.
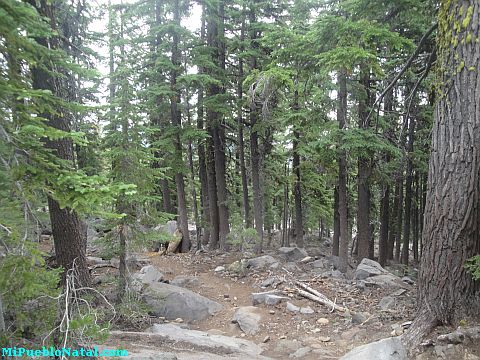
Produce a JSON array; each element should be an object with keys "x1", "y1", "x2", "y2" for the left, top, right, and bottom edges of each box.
[
  {"x1": 395, "y1": 176, "x2": 404, "y2": 262},
  {"x1": 402, "y1": 114, "x2": 415, "y2": 265},
  {"x1": 388, "y1": 181, "x2": 399, "y2": 260},
  {"x1": 197, "y1": 7, "x2": 210, "y2": 246},
  {"x1": 30, "y1": 0, "x2": 89, "y2": 287},
  {"x1": 412, "y1": 171, "x2": 420, "y2": 262},
  {"x1": 337, "y1": 69, "x2": 349, "y2": 272},
  {"x1": 332, "y1": 187, "x2": 340, "y2": 256},
  {"x1": 171, "y1": 0, "x2": 190, "y2": 252},
  {"x1": 186, "y1": 92, "x2": 200, "y2": 248},
  {"x1": 404, "y1": 0, "x2": 480, "y2": 348},
  {"x1": 207, "y1": 130, "x2": 219, "y2": 249},
  {"x1": 379, "y1": 179, "x2": 390, "y2": 267},
  {"x1": 282, "y1": 163, "x2": 289, "y2": 247},
  {"x1": 292, "y1": 90, "x2": 303, "y2": 248},
  {"x1": 237, "y1": 12, "x2": 250, "y2": 228},
  {"x1": 249, "y1": 7, "x2": 263, "y2": 253}
]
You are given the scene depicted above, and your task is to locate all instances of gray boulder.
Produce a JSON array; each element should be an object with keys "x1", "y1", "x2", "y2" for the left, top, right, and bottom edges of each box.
[
  {"x1": 251, "y1": 291, "x2": 283, "y2": 305},
  {"x1": 355, "y1": 258, "x2": 388, "y2": 280},
  {"x1": 379, "y1": 296, "x2": 396, "y2": 311},
  {"x1": 133, "y1": 265, "x2": 164, "y2": 285},
  {"x1": 233, "y1": 306, "x2": 262, "y2": 335},
  {"x1": 278, "y1": 247, "x2": 308, "y2": 262},
  {"x1": 170, "y1": 275, "x2": 200, "y2": 288},
  {"x1": 363, "y1": 274, "x2": 412, "y2": 290},
  {"x1": 247, "y1": 255, "x2": 278, "y2": 269},
  {"x1": 144, "y1": 282, "x2": 222, "y2": 322},
  {"x1": 339, "y1": 337, "x2": 407, "y2": 360}
]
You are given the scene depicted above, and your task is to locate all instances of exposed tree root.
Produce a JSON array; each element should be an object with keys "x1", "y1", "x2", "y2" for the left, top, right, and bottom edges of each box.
[{"x1": 402, "y1": 307, "x2": 438, "y2": 354}]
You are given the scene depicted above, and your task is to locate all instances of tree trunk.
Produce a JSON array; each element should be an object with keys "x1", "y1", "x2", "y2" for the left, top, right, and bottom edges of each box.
[
  {"x1": 379, "y1": 180, "x2": 390, "y2": 267},
  {"x1": 337, "y1": 69, "x2": 349, "y2": 272},
  {"x1": 332, "y1": 187, "x2": 340, "y2": 256},
  {"x1": 356, "y1": 69, "x2": 372, "y2": 262},
  {"x1": 237, "y1": 9, "x2": 251, "y2": 228},
  {"x1": 404, "y1": 0, "x2": 480, "y2": 349},
  {"x1": 387, "y1": 181, "x2": 399, "y2": 260},
  {"x1": 171, "y1": 0, "x2": 190, "y2": 252},
  {"x1": 249, "y1": 8, "x2": 263, "y2": 253},
  {"x1": 197, "y1": 7, "x2": 210, "y2": 246},
  {"x1": 395, "y1": 176, "x2": 403, "y2": 262},
  {"x1": 30, "y1": 0, "x2": 89, "y2": 287},
  {"x1": 401, "y1": 114, "x2": 415, "y2": 265},
  {"x1": 413, "y1": 171, "x2": 420, "y2": 262},
  {"x1": 292, "y1": 90, "x2": 303, "y2": 248}
]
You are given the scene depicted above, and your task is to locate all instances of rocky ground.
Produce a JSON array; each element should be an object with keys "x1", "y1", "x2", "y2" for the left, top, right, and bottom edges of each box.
[{"x1": 78, "y1": 233, "x2": 479, "y2": 360}]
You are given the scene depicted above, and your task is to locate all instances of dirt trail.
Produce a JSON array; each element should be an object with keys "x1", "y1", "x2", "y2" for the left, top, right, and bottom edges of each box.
[{"x1": 140, "y1": 250, "x2": 416, "y2": 359}]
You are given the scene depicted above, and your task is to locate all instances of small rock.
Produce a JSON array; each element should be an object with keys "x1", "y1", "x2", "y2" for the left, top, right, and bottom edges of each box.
[
  {"x1": 300, "y1": 306, "x2": 315, "y2": 315},
  {"x1": 401, "y1": 276, "x2": 414, "y2": 285},
  {"x1": 289, "y1": 347, "x2": 312, "y2": 358},
  {"x1": 263, "y1": 335, "x2": 270, "y2": 343},
  {"x1": 352, "y1": 312, "x2": 369, "y2": 324},
  {"x1": 317, "y1": 318, "x2": 329, "y2": 325},
  {"x1": 287, "y1": 302, "x2": 300, "y2": 312},
  {"x1": 247, "y1": 255, "x2": 278, "y2": 269},
  {"x1": 233, "y1": 306, "x2": 262, "y2": 335},
  {"x1": 311, "y1": 259, "x2": 328, "y2": 268},
  {"x1": 260, "y1": 277, "x2": 276, "y2": 288},
  {"x1": 354, "y1": 258, "x2": 388, "y2": 280},
  {"x1": 214, "y1": 266, "x2": 225, "y2": 272},
  {"x1": 269, "y1": 310, "x2": 275, "y2": 314},
  {"x1": 318, "y1": 336, "x2": 331, "y2": 342},
  {"x1": 391, "y1": 289, "x2": 407, "y2": 296},
  {"x1": 265, "y1": 294, "x2": 288, "y2": 306},
  {"x1": 174, "y1": 318, "x2": 183, "y2": 323},
  {"x1": 311, "y1": 328, "x2": 321, "y2": 333},
  {"x1": 278, "y1": 247, "x2": 308, "y2": 262},
  {"x1": 251, "y1": 290, "x2": 284, "y2": 305},
  {"x1": 300, "y1": 256, "x2": 313, "y2": 263},
  {"x1": 379, "y1": 296, "x2": 395, "y2": 311}
]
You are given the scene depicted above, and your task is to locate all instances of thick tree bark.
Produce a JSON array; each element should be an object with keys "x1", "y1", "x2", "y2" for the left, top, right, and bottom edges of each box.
[
  {"x1": 206, "y1": 130, "x2": 219, "y2": 249},
  {"x1": 413, "y1": 171, "x2": 420, "y2": 262},
  {"x1": 30, "y1": 0, "x2": 89, "y2": 287},
  {"x1": 404, "y1": 0, "x2": 480, "y2": 349},
  {"x1": 171, "y1": 0, "x2": 190, "y2": 252},
  {"x1": 337, "y1": 69, "x2": 350, "y2": 272}
]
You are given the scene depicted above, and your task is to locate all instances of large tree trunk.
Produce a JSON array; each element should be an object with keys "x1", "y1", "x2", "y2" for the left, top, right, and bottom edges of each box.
[
  {"x1": 404, "y1": 0, "x2": 480, "y2": 349},
  {"x1": 31, "y1": 0, "x2": 89, "y2": 287},
  {"x1": 337, "y1": 69, "x2": 350, "y2": 272},
  {"x1": 356, "y1": 69, "x2": 372, "y2": 262},
  {"x1": 171, "y1": 0, "x2": 190, "y2": 252}
]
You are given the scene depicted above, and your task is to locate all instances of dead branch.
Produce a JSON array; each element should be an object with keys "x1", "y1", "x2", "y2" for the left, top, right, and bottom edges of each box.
[{"x1": 294, "y1": 281, "x2": 348, "y2": 312}]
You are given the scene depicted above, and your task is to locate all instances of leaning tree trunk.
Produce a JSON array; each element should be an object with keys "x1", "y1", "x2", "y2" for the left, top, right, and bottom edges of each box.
[{"x1": 403, "y1": 0, "x2": 480, "y2": 349}]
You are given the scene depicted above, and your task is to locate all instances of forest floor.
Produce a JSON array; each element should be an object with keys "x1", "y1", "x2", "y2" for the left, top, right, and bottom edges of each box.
[{"x1": 92, "y1": 236, "x2": 425, "y2": 359}]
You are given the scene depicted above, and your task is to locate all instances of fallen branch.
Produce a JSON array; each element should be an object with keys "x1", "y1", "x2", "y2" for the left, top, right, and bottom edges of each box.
[{"x1": 294, "y1": 281, "x2": 348, "y2": 312}]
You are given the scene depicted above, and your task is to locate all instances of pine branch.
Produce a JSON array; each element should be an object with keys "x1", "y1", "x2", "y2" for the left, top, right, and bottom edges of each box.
[{"x1": 366, "y1": 23, "x2": 438, "y2": 124}]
